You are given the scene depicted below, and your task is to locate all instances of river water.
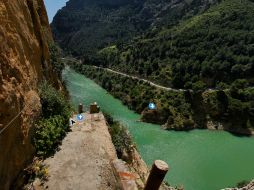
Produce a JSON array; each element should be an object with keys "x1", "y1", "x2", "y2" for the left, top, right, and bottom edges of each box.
[{"x1": 62, "y1": 68, "x2": 254, "y2": 190}]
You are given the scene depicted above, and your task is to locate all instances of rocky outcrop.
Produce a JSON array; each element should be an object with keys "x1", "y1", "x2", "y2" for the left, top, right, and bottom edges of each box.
[
  {"x1": 141, "y1": 109, "x2": 169, "y2": 125},
  {"x1": 114, "y1": 142, "x2": 173, "y2": 190},
  {"x1": 0, "y1": 0, "x2": 58, "y2": 189},
  {"x1": 141, "y1": 90, "x2": 254, "y2": 136},
  {"x1": 222, "y1": 180, "x2": 254, "y2": 190}
]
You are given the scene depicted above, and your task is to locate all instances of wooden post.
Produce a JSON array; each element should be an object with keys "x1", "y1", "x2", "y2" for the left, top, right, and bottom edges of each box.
[
  {"x1": 90, "y1": 102, "x2": 99, "y2": 114},
  {"x1": 78, "y1": 103, "x2": 83, "y2": 114},
  {"x1": 144, "y1": 160, "x2": 169, "y2": 190}
]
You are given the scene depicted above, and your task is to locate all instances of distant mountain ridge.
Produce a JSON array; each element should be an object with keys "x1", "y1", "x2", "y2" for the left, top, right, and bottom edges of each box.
[
  {"x1": 51, "y1": 0, "x2": 218, "y2": 56},
  {"x1": 98, "y1": 0, "x2": 254, "y2": 89},
  {"x1": 69, "y1": 0, "x2": 254, "y2": 133}
]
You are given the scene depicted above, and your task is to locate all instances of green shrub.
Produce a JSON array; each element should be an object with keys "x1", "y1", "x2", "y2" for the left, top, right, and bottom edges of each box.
[
  {"x1": 192, "y1": 80, "x2": 207, "y2": 92},
  {"x1": 49, "y1": 43, "x2": 64, "y2": 79},
  {"x1": 33, "y1": 82, "x2": 71, "y2": 157},
  {"x1": 104, "y1": 112, "x2": 114, "y2": 125},
  {"x1": 39, "y1": 82, "x2": 71, "y2": 119},
  {"x1": 34, "y1": 116, "x2": 67, "y2": 157},
  {"x1": 24, "y1": 158, "x2": 49, "y2": 185},
  {"x1": 236, "y1": 180, "x2": 249, "y2": 188},
  {"x1": 109, "y1": 121, "x2": 132, "y2": 158}
]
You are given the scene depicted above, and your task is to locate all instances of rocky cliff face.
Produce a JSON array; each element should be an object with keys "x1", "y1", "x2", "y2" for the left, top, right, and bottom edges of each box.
[{"x1": 0, "y1": 0, "x2": 58, "y2": 189}]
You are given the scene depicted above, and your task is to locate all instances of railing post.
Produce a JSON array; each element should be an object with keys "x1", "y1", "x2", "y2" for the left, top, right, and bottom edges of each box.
[
  {"x1": 90, "y1": 102, "x2": 99, "y2": 114},
  {"x1": 78, "y1": 103, "x2": 83, "y2": 114},
  {"x1": 144, "y1": 160, "x2": 169, "y2": 190}
]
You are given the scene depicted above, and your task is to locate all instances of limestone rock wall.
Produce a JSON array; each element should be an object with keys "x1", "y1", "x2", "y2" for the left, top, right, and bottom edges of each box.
[{"x1": 0, "y1": 0, "x2": 58, "y2": 189}]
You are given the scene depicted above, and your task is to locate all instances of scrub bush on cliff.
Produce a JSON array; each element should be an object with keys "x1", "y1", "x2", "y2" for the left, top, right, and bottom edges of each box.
[
  {"x1": 109, "y1": 121, "x2": 132, "y2": 158},
  {"x1": 39, "y1": 81, "x2": 70, "y2": 119},
  {"x1": 33, "y1": 82, "x2": 71, "y2": 157},
  {"x1": 34, "y1": 116, "x2": 67, "y2": 156},
  {"x1": 49, "y1": 43, "x2": 64, "y2": 79}
]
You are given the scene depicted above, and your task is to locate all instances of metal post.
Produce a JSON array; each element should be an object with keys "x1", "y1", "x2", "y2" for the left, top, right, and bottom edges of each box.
[
  {"x1": 144, "y1": 160, "x2": 169, "y2": 190},
  {"x1": 78, "y1": 103, "x2": 83, "y2": 114}
]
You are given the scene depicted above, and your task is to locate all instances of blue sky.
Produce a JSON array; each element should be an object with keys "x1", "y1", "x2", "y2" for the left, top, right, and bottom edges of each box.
[{"x1": 44, "y1": 0, "x2": 69, "y2": 22}]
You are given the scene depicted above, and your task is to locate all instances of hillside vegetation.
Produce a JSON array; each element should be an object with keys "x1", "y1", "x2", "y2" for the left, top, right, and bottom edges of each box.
[
  {"x1": 67, "y1": 0, "x2": 254, "y2": 133},
  {"x1": 52, "y1": 0, "x2": 218, "y2": 56},
  {"x1": 99, "y1": 0, "x2": 254, "y2": 90},
  {"x1": 71, "y1": 63, "x2": 254, "y2": 134}
]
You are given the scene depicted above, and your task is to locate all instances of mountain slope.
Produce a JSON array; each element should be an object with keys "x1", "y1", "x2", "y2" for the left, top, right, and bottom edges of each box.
[
  {"x1": 51, "y1": 0, "x2": 218, "y2": 56},
  {"x1": 99, "y1": 0, "x2": 254, "y2": 89},
  {"x1": 71, "y1": 0, "x2": 254, "y2": 132}
]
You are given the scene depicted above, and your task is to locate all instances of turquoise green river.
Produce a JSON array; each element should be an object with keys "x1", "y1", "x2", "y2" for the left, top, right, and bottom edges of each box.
[{"x1": 62, "y1": 68, "x2": 254, "y2": 190}]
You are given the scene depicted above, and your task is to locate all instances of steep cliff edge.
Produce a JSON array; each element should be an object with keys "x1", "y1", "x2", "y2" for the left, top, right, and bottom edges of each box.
[
  {"x1": 0, "y1": 0, "x2": 59, "y2": 189},
  {"x1": 223, "y1": 180, "x2": 254, "y2": 190}
]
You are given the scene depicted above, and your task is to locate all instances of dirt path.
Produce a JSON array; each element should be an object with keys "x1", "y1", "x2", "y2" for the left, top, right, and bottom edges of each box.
[
  {"x1": 92, "y1": 66, "x2": 189, "y2": 92},
  {"x1": 65, "y1": 58, "x2": 252, "y2": 93},
  {"x1": 42, "y1": 113, "x2": 120, "y2": 190}
]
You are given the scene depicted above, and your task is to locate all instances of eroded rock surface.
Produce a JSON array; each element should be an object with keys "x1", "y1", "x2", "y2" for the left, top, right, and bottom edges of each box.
[{"x1": 0, "y1": 0, "x2": 58, "y2": 189}]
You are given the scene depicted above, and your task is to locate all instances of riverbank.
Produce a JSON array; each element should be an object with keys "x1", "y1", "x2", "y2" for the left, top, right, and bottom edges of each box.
[
  {"x1": 206, "y1": 120, "x2": 254, "y2": 136},
  {"x1": 223, "y1": 180, "x2": 254, "y2": 190},
  {"x1": 69, "y1": 63, "x2": 254, "y2": 136}
]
